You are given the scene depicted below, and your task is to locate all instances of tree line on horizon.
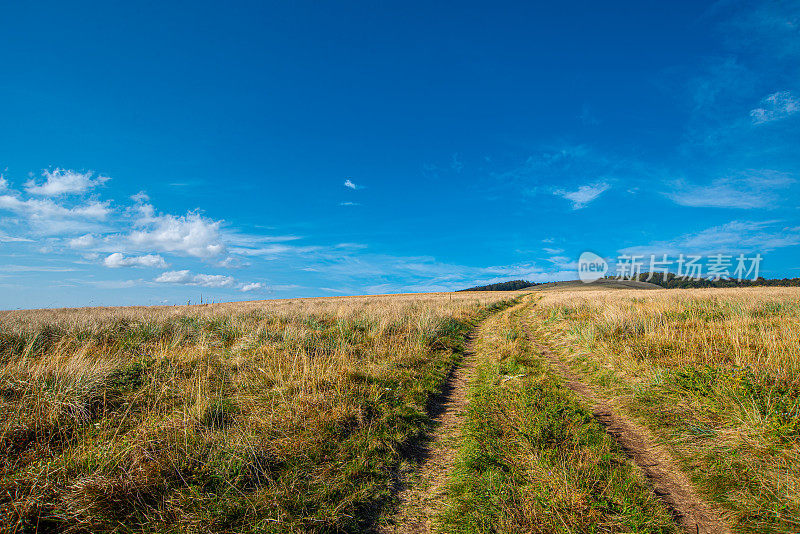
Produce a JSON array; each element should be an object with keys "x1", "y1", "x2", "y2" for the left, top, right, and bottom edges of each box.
[
  {"x1": 459, "y1": 274, "x2": 800, "y2": 291},
  {"x1": 458, "y1": 280, "x2": 538, "y2": 292},
  {"x1": 632, "y1": 272, "x2": 800, "y2": 288}
]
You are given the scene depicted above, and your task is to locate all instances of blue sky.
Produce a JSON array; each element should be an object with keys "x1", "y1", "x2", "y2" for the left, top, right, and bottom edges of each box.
[{"x1": 1, "y1": 0, "x2": 799, "y2": 308}]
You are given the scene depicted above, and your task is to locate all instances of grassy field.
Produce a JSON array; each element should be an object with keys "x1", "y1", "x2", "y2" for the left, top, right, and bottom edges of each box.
[
  {"x1": 3, "y1": 286, "x2": 797, "y2": 533},
  {"x1": 437, "y1": 300, "x2": 678, "y2": 533},
  {"x1": 527, "y1": 287, "x2": 800, "y2": 533},
  {"x1": 0, "y1": 292, "x2": 517, "y2": 533}
]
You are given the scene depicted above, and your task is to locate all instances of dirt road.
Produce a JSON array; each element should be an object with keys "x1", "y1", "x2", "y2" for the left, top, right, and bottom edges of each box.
[{"x1": 382, "y1": 297, "x2": 730, "y2": 534}]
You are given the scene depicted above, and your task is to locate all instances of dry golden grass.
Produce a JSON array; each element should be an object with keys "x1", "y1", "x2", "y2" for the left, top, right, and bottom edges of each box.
[
  {"x1": 528, "y1": 287, "x2": 800, "y2": 533},
  {"x1": 534, "y1": 287, "x2": 800, "y2": 380},
  {"x1": 0, "y1": 291, "x2": 517, "y2": 533},
  {"x1": 438, "y1": 300, "x2": 678, "y2": 533}
]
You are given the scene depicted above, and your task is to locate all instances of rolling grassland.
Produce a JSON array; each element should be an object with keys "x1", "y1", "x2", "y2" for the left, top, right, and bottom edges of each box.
[
  {"x1": 437, "y1": 300, "x2": 679, "y2": 533},
  {"x1": 527, "y1": 287, "x2": 800, "y2": 533},
  {"x1": 0, "y1": 292, "x2": 516, "y2": 533},
  {"x1": 3, "y1": 286, "x2": 796, "y2": 533}
]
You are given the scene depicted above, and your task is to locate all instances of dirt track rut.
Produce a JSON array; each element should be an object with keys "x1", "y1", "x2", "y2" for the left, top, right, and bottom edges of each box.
[
  {"x1": 378, "y1": 332, "x2": 481, "y2": 534},
  {"x1": 533, "y1": 340, "x2": 732, "y2": 534},
  {"x1": 383, "y1": 298, "x2": 731, "y2": 534}
]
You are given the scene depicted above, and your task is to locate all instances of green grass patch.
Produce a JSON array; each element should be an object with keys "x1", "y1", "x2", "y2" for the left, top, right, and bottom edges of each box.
[
  {"x1": 438, "y1": 305, "x2": 678, "y2": 533},
  {"x1": 529, "y1": 291, "x2": 800, "y2": 533},
  {"x1": 0, "y1": 296, "x2": 519, "y2": 533}
]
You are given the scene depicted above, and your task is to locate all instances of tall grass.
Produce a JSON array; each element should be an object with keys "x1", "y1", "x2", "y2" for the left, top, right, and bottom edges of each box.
[
  {"x1": 438, "y1": 301, "x2": 678, "y2": 533},
  {"x1": 529, "y1": 287, "x2": 800, "y2": 533},
  {"x1": 0, "y1": 292, "x2": 515, "y2": 533}
]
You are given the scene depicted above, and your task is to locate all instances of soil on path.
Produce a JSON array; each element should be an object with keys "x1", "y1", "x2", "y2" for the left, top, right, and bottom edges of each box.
[
  {"x1": 378, "y1": 324, "x2": 489, "y2": 534},
  {"x1": 532, "y1": 339, "x2": 732, "y2": 534},
  {"x1": 382, "y1": 297, "x2": 730, "y2": 534}
]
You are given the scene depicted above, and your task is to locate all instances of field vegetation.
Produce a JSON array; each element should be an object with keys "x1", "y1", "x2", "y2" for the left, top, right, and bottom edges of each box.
[
  {"x1": 438, "y1": 299, "x2": 678, "y2": 533},
  {"x1": 0, "y1": 292, "x2": 516, "y2": 533},
  {"x1": 528, "y1": 287, "x2": 800, "y2": 533},
  {"x1": 4, "y1": 286, "x2": 797, "y2": 533}
]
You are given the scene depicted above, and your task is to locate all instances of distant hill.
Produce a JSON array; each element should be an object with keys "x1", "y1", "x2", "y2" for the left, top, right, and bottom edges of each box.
[
  {"x1": 635, "y1": 273, "x2": 800, "y2": 288},
  {"x1": 526, "y1": 279, "x2": 662, "y2": 291},
  {"x1": 458, "y1": 280, "x2": 539, "y2": 292},
  {"x1": 456, "y1": 273, "x2": 800, "y2": 293}
]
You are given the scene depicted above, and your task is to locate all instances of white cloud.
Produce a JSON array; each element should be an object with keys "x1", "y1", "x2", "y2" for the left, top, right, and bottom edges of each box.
[
  {"x1": 24, "y1": 169, "x2": 109, "y2": 196},
  {"x1": 0, "y1": 195, "x2": 110, "y2": 220},
  {"x1": 154, "y1": 270, "x2": 235, "y2": 288},
  {"x1": 305, "y1": 250, "x2": 575, "y2": 291},
  {"x1": 154, "y1": 270, "x2": 192, "y2": 283},
  {"x1": 191, "y1": 273, "x2": 236, "y2": 287},
  {"x1": 131, "y1": 191, "x2": 149, "y2": 203},
  {"x1": 240, "y1": 282, "x2": 263, "y2": 292},
  {"x1": 0, "y1": 194, "x2": 111, "y2": 234},
  {"x1": 666, "y1": 170, "x2": 794, "y2": 209},
  {"x1": 553, "y1": 182, "x2": 610, "y2": 209},
  {"x1": 0, "y1": 176, "x2": 7, "y2": 191},
  {"x1": 335, "y1": 242, "x2": 368, "y2": 250},
  {"x1": 230, "y1": 244, "x2": 293, "y2": 257},
  {"x1": 271, "y1": 284, "x2": 300, "y2": 291},
  {"x1": 216, "y1": 256, "x2": 249, "y2": 268},
  {"x1": 130, "y1": 207, "x2": 225, "y2": 258},
  {"x1": 69, "y1": 234, "x2": 96, "y2": 248},
  {"x1": 86, "y1": 279, "x2": 139, "y2": 289},
  {"x1": 320, "y1": 287, "x2": 349, "y2": 293},
  {"x1": 343, "y1": 179, "x2": 360, "y2": 190},
  {"x1": 0, "y1": 232, "x2": 33, "y2": 243},
  {"x1": 0, "y1": 265, "x2": 78, "y2": 272},
  {"x1": 103, "y1": 252, "x2": 168, "y2": 268},
  {"x1": 751, "y1": 91, "x2": 799, "y2": 124},
  {"x1": 340, "y1": 201, "x2": 360, "y2": 206}
]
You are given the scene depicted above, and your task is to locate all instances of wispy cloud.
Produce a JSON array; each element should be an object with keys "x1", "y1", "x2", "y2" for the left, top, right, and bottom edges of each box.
[
  {"x1": 240, "y1": 282, "x2": 263, "y2": 292},
  {"x1": 451, "y1": 153, "x2": 463, "y2": 173},
  {"x1": 621, "y1": 220, "x2": 800, "y2": 257},
  {"x1": 301, "y1": 250, "x2": 577, "y2": 292},
  {"x1": 0, "y1": 193, "x2": 111, "y2": 234},
  {"x1": 0, "y1": 265, "x2": 78, "y2": 272},
  {"x1": 339, "y1": 201, "x2": 360, "y2": 206},
  {"x1": 750, "y1": 91, "x2": 799, "y2": 124},
  {"x1": 0, "y1": 232, "x2": 33, "y2": 243},
  {"x1": 491, "y1": 145, "x2": 645, "y2": 205},
  {"x1": 154, "y1": 270, "x2": 235, "y2": 288},
  {"x1": 579, "y1": 103, "x2": 600, "y2": 125},
  {"x1": 68, "y1": 234, "x2": 96, "y2": 248},
  {"x1": 677, "y1": 2, "x2": 800, "y2": 160},
  {"x1": 0, "y1": 196, "x2": 110, "y2": 220},
  {"x1": 666, "y1": 170, "x2": 795, "y2": 209},
  {"x1": 103, "y1": 252, "x2": 168, "y2": 268},
  {"x1": 344, "y1": 178, "x2": 361, "y2": 190},
  {"x1": 153, "y1": 269, "x2": 264, "y2": 291},
  {"x1": 553, "y1": 182, "x2": 610, "y2": 209},
  {"x1": 24, "y1": 169, "x2": 109, "y2": 196},
  {"x1": 130, "y1": 191, "x2": 149, "y2": 203}
]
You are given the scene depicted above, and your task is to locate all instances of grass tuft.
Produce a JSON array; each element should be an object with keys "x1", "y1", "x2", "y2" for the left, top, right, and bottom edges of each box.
[
  {"x1": 438, "y1": 302, "x2": 678, "y2": 533},
  {"x1": 0, "y1": 291, "x2": 517, "y2": 532},
  {"x1": 529, "y1": 287, "x2": 800, "y2": 533}
]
